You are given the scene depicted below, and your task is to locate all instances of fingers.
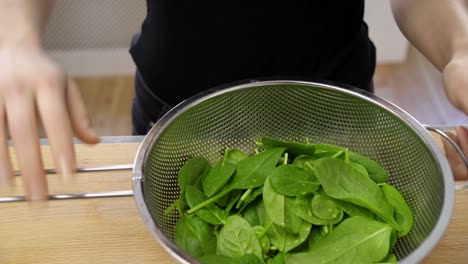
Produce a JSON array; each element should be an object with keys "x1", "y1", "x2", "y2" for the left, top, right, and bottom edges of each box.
[
  {"x1": 36, "y1": 76, "x2": 76, "y2": 182},
  {"x1": 442, "y1": 59, "x2": 468, "y2": 115},
  {"x1": 442, "y1": 127, "x2": 468, "y2": 181},
  {"x1": 0, "y1": 100, "x2": 13, "y2": 192},
  {"x1": 66, "y1": 79, "x2": 100, "y2": 144},
  {"x1": 5, "y1": 87, "x2": 48, "y2": 200}
]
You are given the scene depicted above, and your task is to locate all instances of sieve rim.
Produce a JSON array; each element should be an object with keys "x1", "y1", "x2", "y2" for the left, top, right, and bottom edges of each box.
[{"x1": 132, "y1": 79, "x2": 455, "y2": 264}]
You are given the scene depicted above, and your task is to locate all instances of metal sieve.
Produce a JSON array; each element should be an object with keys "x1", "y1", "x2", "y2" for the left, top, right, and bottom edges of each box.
[{"x1": 131, "y1": 80, "x2": 457, "y2": 264}]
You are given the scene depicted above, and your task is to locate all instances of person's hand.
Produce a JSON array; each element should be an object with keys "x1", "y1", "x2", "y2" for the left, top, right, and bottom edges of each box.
[
  {"x1": 443, "y1": 51, "x2": 468, "y2": 116},
  {"x1": 443, "y1": 126, "x2": 468, "y2": 181},
  {"x1": 0, "y1": 44, "x2": 100, "y2": 200},
  {"x1": 442, "y1": 52, "x2": 468, "y2": 181}
]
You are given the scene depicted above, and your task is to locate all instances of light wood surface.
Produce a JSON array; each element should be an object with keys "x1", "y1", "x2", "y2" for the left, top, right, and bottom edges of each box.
[
  {"x1": 75, "y1": 75, "x2": 135, "y2": 137},
  {"x1": 0, "y1": 134, "x2": 466, "y2": 264}
]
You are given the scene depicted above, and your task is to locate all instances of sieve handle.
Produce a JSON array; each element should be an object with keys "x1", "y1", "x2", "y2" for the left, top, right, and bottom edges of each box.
[
  {"x1": 0, "y1": 165, "x2": 134, "y2": 203},
  {"x1": 424, "y1": 125, "x2": 468, "y2": 191}
]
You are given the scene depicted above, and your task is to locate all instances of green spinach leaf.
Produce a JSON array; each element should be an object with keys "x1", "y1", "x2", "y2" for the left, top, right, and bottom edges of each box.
[
  {"x1": 237, "y1": 186, "x2": 264, "y2": 211},
  {"x1": 318, "y1": 188, "x2": 374, "y2": 219},
  {"x1": 269, "y1": 253, "x2": 286, "y2": 264},
  {"x1": 269, "y1": 164, "x2": 320, "y2": 196},
  {"x1": 174, "y1": 214, "x2": 216, "y2": 257},
  {"x1": 187, "y1": 148, "x2": 285, "y2": 214},
  {"x1": 198, "y1": 254, "x2": 263, "y2": 264},
  {"x1": 381, "y1": 184, "x2": 414, "y2": 237},
  {"x1": 257, "y1": 136, "x2": 316, "y2": 157},
  {"x1": 217, "y1": 216, "x2": 263, "y2": 260},
  {"x1": 264, "y1": 176, "x2": 303, "y2": 233},
  {"x1": 243, "y1": 200, "x2": 268, "y2": 227},
  {"x1": 312, "y1": 144, "x2": 389, "y2": 183},
  {"x1": 226, "y1": 148, "x2": 250, "y2": 164},
  {"x1": 225, "y1": 189, "x2": 243, "y2": 214},
  {"x1": 178, "y1": 156, "x2": 211, "y2": 191},
  {"x1": 263, "y1": 175, "x2": 285, "y2": 226},
  {"x1": 185, "y1": 185, "x2": 227, "y2": 225},
  {"x1": 267, "y1": 219, "x2": 312, "y2": 253},
  {"x1": 311, "y1": 194, "x2": 341, "y2": 220},
  {"x1": 233, "y1": 147, "x2": 286, "y2": 189},
  {"x1": 253, "y1": 225, "x2": 271, "y2": 257},
  {"x1": 378, "y1": 253, "x2": 398, "y2": 263},
  {"x1": 165, "y1": 156, "x2": 211, "y2": 215},
  {"x1": 314, "y1": 158, "x2": 401, "y2": 231},
  {"x1": 308, "y1": 228, "x2": 328, "y2": 249},
  {"x1": 349, "y1": 153, "x2": 389, "y2": 183},
  {"x1": 291, "y1": 193, "x2": 343, "y2": 226},
  {"x1": 203, "y1": 159, "x2": 236, "y2": 197},
  {"x1": 287, "y1": 216, "x2": 393, "y2": 264},
  {"x1": 349, "y1": 161, "x2": 369, "y2": 178}
]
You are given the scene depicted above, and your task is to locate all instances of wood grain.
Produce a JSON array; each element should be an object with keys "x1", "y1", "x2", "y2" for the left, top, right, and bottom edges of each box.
[
  {"x1": 0, "y1": 142, "x2": 173, "y2": 264},
  {"x1": 0, "y1": 134, "x2": 466, "y2": 264},
  {"x1": 74, "y1": 75, "x2": 135, "y2": 137}
]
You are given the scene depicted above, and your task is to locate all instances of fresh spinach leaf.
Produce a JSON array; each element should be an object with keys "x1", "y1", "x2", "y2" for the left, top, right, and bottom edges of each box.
[
  {"x1": 243, "y1": 200, "x2": 268, "y2": 227},
  {"x1": 198, "y1": 254, "x2": 239, "y2": 264},
  {"x1": 203, "y1": 159, "x2": 236, "y2": 197},
  {"x1": 378, "y1": 253, "x2": 398, "y2": 263},
  {"x1": 317, "y1": 188, "x2": 374, "y2": 219},
  {"x1": 247, "y1": 198, "x2": 311, "y2": 253},
  {"x1": 217, "y1": 191, "x2": 234, "y2": 208},
  {"x1": 349, "y1": 153, "x2": 389, "y2": 183},
  {"x1": 217, "y1": 216, "x2": 263, "y2": 260},
  {"x1": 178, "y1": 156, "x2": 211, "y2": 191},
  {"x1": 269, "y1": 164, "x2": 320, "y2": 196},
  {"x1": 311, "y1": 194, "x2": 341, "y2": 220},
  {"x1": 287, "y1": 216, "x2": 393, "y2": 264},
  {"x1": 165, "y1": 157, "x2": 211, "y2": 215},
  {"x1": 237, "y1": 254, "x2": 264, "y2": 264},
  {"x1": 257, "y1": 136, "x2": 315, "y2": 157},
  {"x1": 264, "y1": 176, "x2": 303, "y2": 233},
  {"x1": 225, "y1": 189, "x2": 243, "y2": 214},
  {"x1": 349, "y1": 161, "x2": 369, "y2": 178},
  {"x1": 291, "y1": 193, "x2": 343, "y2": 226},
  {"x1": 314, "y1": 157, "x2": 402, "y2": 231},
  {"x1": 292, "y1": 155, "x2": 316, "y2": 170},
  {"x1": 381, "y1": 184, "x2": 414, "y2": 237},
  {"x1": 267, "y1": 219, "x2": 312, "y2": 253},
  {"x1": 237, "y1": 186, "x2": 264, "y2": 211},
  {"x1": 312, "y1": 144, "x2": 389, "y2": 183},
  {"x1": 269, "y1": 253, "x2": 286, "y2": 264},
  {"x1": 187, "y1": 148, "x2": 285, "y2": 214},
  {"x1": 174, "y1": 214, "x2": 216, "y2": 257},
  {"x1": 308, "y1": 228, "x2": 328, "y2": 249},
  {"x1": 263, "y1": 175, "x2": 285, "y2": 226},
  {"x1": 253, "y1": 226, "x2": 271, "y2": 257},
  {"x1": 198, "y1": 254, "x2": 263, "y2": 264},
  {"x1": 233, "y1": 147, "x2": 286, "y2": 189},
  {"x1": 226, "y1": 148, "x2": 250, "y2": 164},
  {"x1": 185, "y1": 185, "x2": 227, "y2": 225}
]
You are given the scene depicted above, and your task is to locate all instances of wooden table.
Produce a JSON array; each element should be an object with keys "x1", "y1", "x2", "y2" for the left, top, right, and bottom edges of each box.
[{"x1": 0, "y1": 134, "x2": 467, "y2": 264}]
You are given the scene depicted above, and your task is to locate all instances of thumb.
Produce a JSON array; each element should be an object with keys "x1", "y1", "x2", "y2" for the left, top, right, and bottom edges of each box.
[
  {"x1": 66, "y1": 79, "x2": 100, "y2": 144},
  {"x1": 442, "y1": 59, "x2": 468, "y2": 115}
]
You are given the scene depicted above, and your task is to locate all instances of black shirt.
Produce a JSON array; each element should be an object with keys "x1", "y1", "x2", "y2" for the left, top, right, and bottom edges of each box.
[{"x1": 130, "y1": 1, "x2": 376, "y2": 107}]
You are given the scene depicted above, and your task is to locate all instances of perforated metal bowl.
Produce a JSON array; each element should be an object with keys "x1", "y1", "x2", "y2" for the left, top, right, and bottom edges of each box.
[{"x1": 132, "y1": 80, "x2": 455, "y2": 264}]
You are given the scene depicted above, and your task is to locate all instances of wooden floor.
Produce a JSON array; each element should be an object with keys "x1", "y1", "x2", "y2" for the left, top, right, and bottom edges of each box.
[{"x1": 74, "y1": 47, "x2": 467, "y2": 137}]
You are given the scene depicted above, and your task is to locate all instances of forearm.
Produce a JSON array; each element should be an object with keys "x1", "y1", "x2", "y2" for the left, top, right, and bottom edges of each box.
[
  {"x1": 0, "y1": 0, "x2": 55, "y2": 48},
  {"x1": 391, "y1": 0, "x2": 468, "y2": 70}
]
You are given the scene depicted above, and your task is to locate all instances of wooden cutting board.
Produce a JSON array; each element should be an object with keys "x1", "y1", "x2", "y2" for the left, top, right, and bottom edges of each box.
[{"x1": 0, "y1": 134, "x2": 466, "y2": 264}]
